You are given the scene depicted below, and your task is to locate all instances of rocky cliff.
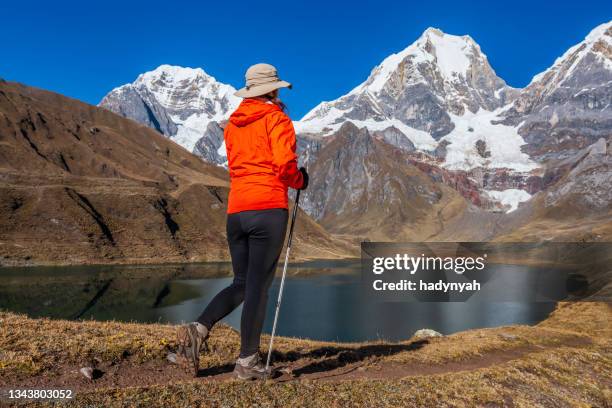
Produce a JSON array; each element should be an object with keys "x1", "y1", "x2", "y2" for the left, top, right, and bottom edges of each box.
[{"x1": 299, "y1": 122, "x2": 466, "y2": 241}]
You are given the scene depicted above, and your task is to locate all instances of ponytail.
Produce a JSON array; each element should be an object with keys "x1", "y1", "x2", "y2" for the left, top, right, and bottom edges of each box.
[{"x1": 263, "y1": 91, "x2": 287, "y2": 112}]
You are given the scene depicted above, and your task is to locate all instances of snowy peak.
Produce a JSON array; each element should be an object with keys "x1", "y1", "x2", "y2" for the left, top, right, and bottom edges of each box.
[
  {"x1": 138, "y1": 64, "x2": 213, "y2": 83},
  {"x1": 421, "y1": 28, "x2": 479, "y2": 80},
  {"x1": 501, "y1": 21, "x2": 612, "y2": 160},
  {"x1": 127, "y1": 64, "x2": 239, "y2": 120},
  {"x1": 100, "y1": 64, "x2": 240, "y2": 160},
  {"x1": 358, "y1": 27, "x2": 485, "y2": 94},
  {"x1": 108, "y1": 65, "x2": 218, "y2": 101},
  {"x1": 528, "y1": 21, "x2": 611, "y2": 88},
  {"x1": 298, "y1": 27, "x2": 514, "y2": 145}
]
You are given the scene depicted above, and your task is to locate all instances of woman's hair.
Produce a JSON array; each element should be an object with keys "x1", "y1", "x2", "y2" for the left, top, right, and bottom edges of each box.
[{"x1": 261, "y1": 90, "x2": 287, "y2": 112}]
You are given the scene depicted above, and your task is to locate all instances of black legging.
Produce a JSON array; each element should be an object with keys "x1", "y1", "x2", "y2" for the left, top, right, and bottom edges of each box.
[{"x1": 197, "y1": 208, "x2": 288, "y2": 358}]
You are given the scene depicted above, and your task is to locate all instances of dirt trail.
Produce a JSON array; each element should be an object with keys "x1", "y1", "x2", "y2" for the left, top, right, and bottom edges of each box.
[{"x1": 4, "y1": 333, "x2": 593, "y2": 392}]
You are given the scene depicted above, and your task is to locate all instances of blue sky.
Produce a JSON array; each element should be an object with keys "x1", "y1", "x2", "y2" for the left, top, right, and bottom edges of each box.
[{"x1": 1, "y1": 1, "x2": 610, "y2": 119}]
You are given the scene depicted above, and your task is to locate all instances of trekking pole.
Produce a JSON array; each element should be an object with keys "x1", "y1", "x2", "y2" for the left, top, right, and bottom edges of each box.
[{"x1": 265, "y1": 189, "x2": 301, "y2": 373}]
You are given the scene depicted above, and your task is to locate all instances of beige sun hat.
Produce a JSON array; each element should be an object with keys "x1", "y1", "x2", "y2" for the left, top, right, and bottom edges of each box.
[{"x1": 234, "y1": 63, "x2": 292, "y2": 98}]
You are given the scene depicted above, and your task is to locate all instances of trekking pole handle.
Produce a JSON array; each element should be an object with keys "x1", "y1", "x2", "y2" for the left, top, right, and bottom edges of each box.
[{"x1": 286, "y1": 189, "x2": 300, "y2": 247}]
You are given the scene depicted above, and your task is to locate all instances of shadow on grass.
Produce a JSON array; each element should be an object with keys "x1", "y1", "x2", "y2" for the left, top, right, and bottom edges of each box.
[
  {"x1": 197, "y1": 363, "x2": 235, "y2": 378},
  {"x1": 272, "y1": 339, "x2": 429, "y2": 377},
  {"x1": 193, "y1": 340, "x2": 428, "y2": 379}
]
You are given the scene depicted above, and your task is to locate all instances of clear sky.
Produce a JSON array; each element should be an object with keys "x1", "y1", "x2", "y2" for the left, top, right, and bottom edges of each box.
[{"x1": 1, "y1": 1, "x2": 610, "y2": 119}]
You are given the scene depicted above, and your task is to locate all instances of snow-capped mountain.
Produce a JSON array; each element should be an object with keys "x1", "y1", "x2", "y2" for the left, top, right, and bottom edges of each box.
[
  {"x1": 97, "y1": 23, "x2": 611, "y2": 218},
  {"x1": 295, "y1": 27, "x2": 535, "y2": 173},
  {"x1": 99, "y1": 65, "x2": 240, "y2": 163},
  {"x1": 500, "y1": 21, "x2": 612, "y2": 160}
]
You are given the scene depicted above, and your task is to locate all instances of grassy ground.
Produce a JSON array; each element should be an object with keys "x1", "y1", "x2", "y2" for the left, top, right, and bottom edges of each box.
[{"x1": 0, "y1": 302, "x2": 610, "y2": 407}]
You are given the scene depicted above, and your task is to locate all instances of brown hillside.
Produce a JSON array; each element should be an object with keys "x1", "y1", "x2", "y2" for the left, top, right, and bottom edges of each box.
[{"x1": 0, "y1": 81, "x2": 353, "y2": 266}]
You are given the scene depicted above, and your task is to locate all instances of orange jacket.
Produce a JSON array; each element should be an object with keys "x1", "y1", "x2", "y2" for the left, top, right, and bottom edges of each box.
[{"x1": 224, "y1": 98, "x2": 304, "y2": 214}]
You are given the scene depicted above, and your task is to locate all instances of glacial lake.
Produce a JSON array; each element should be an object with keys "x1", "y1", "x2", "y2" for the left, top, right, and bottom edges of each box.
[{"x1": 0, "y1": 260, "x2": 557, "y2": 342}]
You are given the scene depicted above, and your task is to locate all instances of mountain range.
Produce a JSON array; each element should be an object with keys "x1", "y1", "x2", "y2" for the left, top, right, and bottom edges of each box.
[
  {"x1": 1, "y1": 22, "x2": 609, "y2": 265},
  {"x1": 97, "y1": 21, "x2": 611, "y2": 242}
]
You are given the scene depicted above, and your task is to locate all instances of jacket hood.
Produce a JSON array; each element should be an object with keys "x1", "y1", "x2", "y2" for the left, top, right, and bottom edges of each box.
[{"x1": 229, "y1": 99, "x2": 281, "y2": 127}]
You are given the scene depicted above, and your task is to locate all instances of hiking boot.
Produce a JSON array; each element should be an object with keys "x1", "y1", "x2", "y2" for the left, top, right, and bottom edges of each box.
[
  {"x1": 176, "y1": 322, "x2": 209, "y2": 376},
  {"x1": 233, "y1": 353, "x2": 273, "y2": 380}
]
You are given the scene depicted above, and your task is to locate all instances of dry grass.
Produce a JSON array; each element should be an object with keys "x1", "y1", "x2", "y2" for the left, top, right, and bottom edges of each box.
[{"x1": 0, "y1": 302, "x2": 610, "y2": 407}]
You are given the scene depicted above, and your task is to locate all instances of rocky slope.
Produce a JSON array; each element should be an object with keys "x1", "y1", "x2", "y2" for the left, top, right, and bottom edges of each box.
[
  {"x1": 297, "y1": 123, "x2": 544, "y2": 241},
  {"x1": 0, "y1": 80, "x2": 353, "y2": 266},
  {"x1": 299, "y1": 122, "x2": 467, "y2": 241},
  {"x1": 426, "y1": 136, "x2": 612, "y2": 242},
  {"x1": 500, "y1": 22, "x2": 612, "y2": 161},
  {"x1": 491, "y1": 137, "x2": 612, "y2": 242},
  {"x1": 99, "y1": 65, "x2": 240, "y2": 165}
]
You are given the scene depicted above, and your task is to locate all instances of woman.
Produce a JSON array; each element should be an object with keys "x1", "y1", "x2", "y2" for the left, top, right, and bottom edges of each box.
[{"x1": 177, "y1": 63, "x2": 308, "y2": 380}]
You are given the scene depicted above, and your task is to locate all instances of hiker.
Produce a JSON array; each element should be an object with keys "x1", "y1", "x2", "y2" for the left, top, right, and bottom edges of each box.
[{"x1": 177, "y1": 63, "x2": 308, "y2": 380}]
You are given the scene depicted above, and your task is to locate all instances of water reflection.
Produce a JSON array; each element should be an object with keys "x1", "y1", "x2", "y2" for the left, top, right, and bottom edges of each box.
[{"x1": 0, "y1": 260, "x2": 556, "y2": 342}]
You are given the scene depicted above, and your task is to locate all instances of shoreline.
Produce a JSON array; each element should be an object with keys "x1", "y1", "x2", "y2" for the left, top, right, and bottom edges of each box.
[{"x1": 0, "y1": 254, "x2": 360, "y2": 269}]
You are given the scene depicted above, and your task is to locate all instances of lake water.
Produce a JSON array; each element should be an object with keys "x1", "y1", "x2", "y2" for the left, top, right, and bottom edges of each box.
[{"x1": 0, "y1": 260, "x2": 557, "y2": 342}]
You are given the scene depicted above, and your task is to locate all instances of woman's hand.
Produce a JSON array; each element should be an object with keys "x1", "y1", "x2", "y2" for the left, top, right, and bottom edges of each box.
[{"x1": 299, "y1": 167, "x2": 309, "y2": 190}]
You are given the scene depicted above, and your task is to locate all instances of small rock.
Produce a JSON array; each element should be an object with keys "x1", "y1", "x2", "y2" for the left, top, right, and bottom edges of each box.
[
  {"x1": 413, "y1": 329, "x2": 443, "y2": 339},
  {"x1": 279, "y1": 366, "x2": 293, "y2": 375},
  {"x1": 499, "y1": 333, "x2": 518, "y2": 341},
  {"x1": 79, "y1": 367, "x2": 94, "y2": 380},
  {"x1": 167, "y1": 352, "x2": 178, "y2": 364}
]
